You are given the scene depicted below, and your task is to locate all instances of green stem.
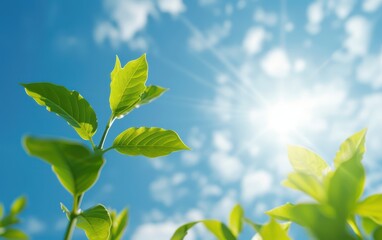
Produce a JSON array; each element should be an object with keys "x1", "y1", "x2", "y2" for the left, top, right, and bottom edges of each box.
[
  {"x1": 98, "y1": 116, "x2": 114, "y2": 149},
  {"x1": 63, "y1": 194, "x2": 84, "y2": 240}
]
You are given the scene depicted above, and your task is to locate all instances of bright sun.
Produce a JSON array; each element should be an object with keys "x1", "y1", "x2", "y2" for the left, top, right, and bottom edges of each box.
[{"x1": 249, "y1": 98, "x2": 313, "y2": 142}]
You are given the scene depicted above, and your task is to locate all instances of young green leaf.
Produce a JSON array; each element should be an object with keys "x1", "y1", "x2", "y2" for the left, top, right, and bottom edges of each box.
[
  {"x1": 60, "y1": 203, "x2": 70, "y2": 219},
  {"x1": 0, "y1": 204, "x2": 3, "y2": 218},
  {"x1": 287, "y1": 146, "x2": 329, "y2": 178},
  {"x1": 10, "y1": 197, "x2": 26, "y2": 216},
  {"x1": 0, "y1": 229, "x2": 28, "y2": 240},
  {"x1": 361, "y1": 217, "x2": 379, "y2": 236},
  {"x1": 109, "y1": 208, "x2": 129, "y2": 240},
  {"x1": 109, "y1": 54, "x2": 148, "y2": 119},
  {"x1": 258, "y1": 219, "x2": 291, "y2": 240},
  {"x1": 21, "y1": 82, "x2": 97, "y2": 141},
  {"x1": 23, "y1": 136, "x2": 104, "y2": 196},
  {"x1": 170, "y1": 220, "x2": 236, "y2": 240},
  {"x1": 283, "y1": 172, "x2": 326, "y2": 202},
  {"x1": 374, "y1": 227, "x2": 382, "y2": 240},
  {"x1": 112, "y1": 127, "x2": 190, "y2": 158},
  {"x1": 77, "y1": 205, "x2": 111, "y2": 240},
  {"x1": 334, "y1": 128, "x2": 367, "y2": 167},
  {"x1": 138, "y1": 85, "x2": 167, "y2": 106},
  {"x1": 355, "y1": 194, "x2": 382, "y2": 224},
  {"x1": 326, "y1": 159, "x2": 365, "y2": 218},
  {"x1": 229, "y1": 204, "x2": 244, "y2": 237}
]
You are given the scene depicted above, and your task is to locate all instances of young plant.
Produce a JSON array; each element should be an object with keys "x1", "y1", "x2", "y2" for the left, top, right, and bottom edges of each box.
[
  {"x1": 0, "y1": 196, "x2": 28, "y2": 240},
  {"x1": 268, "y1": 129, "x2": 382, "y2": 240},
  {"x1": 170, "y1": 204, "x2": 291, "y2": 240},
  {"x1": 172, "y1": 129, "x2": 382, "y2": 240},
  {"x1": 21, "y1": 54, "x2": 189, "y2": 240}
]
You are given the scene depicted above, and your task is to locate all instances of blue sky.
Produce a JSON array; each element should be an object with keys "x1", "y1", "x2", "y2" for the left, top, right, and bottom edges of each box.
[{"x1": 1, "y1": 0, "x2": 382, "y2": 239}]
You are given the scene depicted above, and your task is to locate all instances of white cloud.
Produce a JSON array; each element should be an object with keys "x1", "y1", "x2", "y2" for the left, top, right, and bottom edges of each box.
[
  {"x1": 344, "y1": 16, "x2": 371, "y2": 57},
  {"x1": 261, "y1": 48, "x2": 291, "y2": 78},
  {"x1": 188, "y1": 21, "x2": 232, "y2": 52},
  {"x1": 157, "y1": 0, "x2": 186, "y2": 16},
  {"x1": 213, "y1": 131, "x2": 232, "y2": 152},
  {"x1": 132, "y1": 222, "x2": 183, "y2": 240},
  {"x1": 253, "y1": 8, "x2": 278, "y2": 26},
  {"x1": 328, "y1": 0, "x2": 355, "y2": 19},
  {"x1": 363, "y1": 0, "x2": 382, "y2": 12},
  {"x1": 242, "y1": 27, "x2": 270, "y2": 55},
  {"x1": 25, "y1": 217, "x2": 46, "y2": 235},
  {"x1": 294, "y1": 59, "x2": 306, "y2": 73},
  {"x1": 241, "y1": 170, "x2": 273, "y2": 202},
  {"x1": 357, "y1": 52, "x2": 382, "y2": 89},
  {"x1": 306, "y1": 1, "x2": 324, "y2": 34},
  {"x1": 95, "y1": 0, "x2": 186, "y2": 49},
  {"x1": 209, "y1": 152, "x2": 244, "y2": 182},
  {"x1": 150, "y1": 174, "x2": 187, "y2": 205}
]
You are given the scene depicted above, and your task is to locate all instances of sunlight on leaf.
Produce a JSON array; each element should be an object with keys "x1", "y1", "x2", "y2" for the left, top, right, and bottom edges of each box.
[
  {"x1": 138, "y1": 85, "x2": 167, "y2": 107},
  {"x1": 334, "y1": 128, "x2": 367, "y2": 167},
  {"x1": 229, "y1": 204, "x2": 244, "y2": 237},
  {"x1": 22, "y1": 82, "x2": 97, "y2": 140},
  {"x1": 170, "y1": 220, "x2": 236, "y2": 240},
  {"x1": 356, "y1": 194, "x2": 382, "y2": 224},
  {"x1": 283, "y1": 172, "x2": 326, "y2": 202},
  {"x1": 287, "y1": 146, "x2": 329, "y2": 178},
  {"x1": 77, "y1": 205, "x2": 111, "y2": 240},
  {"x1": 112, "y1": 127, "x2": 190, "y2": 158},
  {"x1": 10, "y1": 197, "x2": 26, "y2": 216},
  {"x1": 109, "y1": 208, "x2": 129, "y2": 240},
  {"x1": 23, "y1": 137, "x2": 104, "y2": 196},
  {"x1": 110, "y1": 54, "x2": 148, "y2": 119}
]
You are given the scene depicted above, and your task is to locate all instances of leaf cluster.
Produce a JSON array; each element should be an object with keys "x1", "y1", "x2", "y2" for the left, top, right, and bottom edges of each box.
[
  {"x1": 21, "y1": 54, "x2": 189, "y2": 239},
  {"x1": 0, "y1": 196, "x2": 28, "y2": 240}
]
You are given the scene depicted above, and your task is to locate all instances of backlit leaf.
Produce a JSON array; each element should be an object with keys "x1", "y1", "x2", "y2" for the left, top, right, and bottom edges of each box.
[
  {"x1": 229, "y1": 204, "x2": 244, "y2": 237},
  {"x1": 170, "y1": 220, "x2": 236, "y2": 240},
  {"x1": 258, "y1": 219, "x2": 291, "y2": 240},
  {"x1": 23, "y1": 136, "x2": 104, "y2": 196},
  {"x1": 109, "y1": 208, "x2": 128, "y2": 240},
  {"x1": 356, "y1": 194, "x2": 382, "y2": 224},
  {"x1": 10, "y1": 197, "x2": 26, "y2": 216},
  {"x1": 334, "y1": 128, "x2": 367, "y2": 167},
  {"x1": 138, "y1": 85, "x2": 167, "y2": 106},
  {"x1": 283, "y1": 172, "x2": 326, "y2": 202},
  {"x1": 22, "y1": 82, "x2": 97, "y2": 140},
  {"x1": 77, "y1": 205, "x2": 111, "y2": 240},
  {"x1": 0, "y1": 229, "x2": 28, "y2": 240},
  {"x1": 110, "y1": 54, "x2": 148, "y2": 119},
  {"x1": 112, "y1": 127, "x2": 190, "y2": 158},
  {"x1": 287, "y1": 146, "x2": 329, "y2": 178}
]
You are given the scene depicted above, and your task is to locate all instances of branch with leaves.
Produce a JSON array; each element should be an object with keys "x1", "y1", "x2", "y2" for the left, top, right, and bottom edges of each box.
[
  {"x1": 171, "y1": 129, "x2": 382, "y2": 240},
  {"x1": 21, "y1": 54, "x2": 189, "y2": 240},
  {"x1": 0, "y1": 196, "x2": 28, "y2": 240}
]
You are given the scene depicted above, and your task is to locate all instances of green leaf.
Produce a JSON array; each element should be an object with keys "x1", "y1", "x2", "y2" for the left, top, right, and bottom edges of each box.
[
  {"x1": 258, "y1": 219, "x2": 291, "y2": 240},
  {"x1": 283, "y1": 172, "x2": 326, "y2": 202},
  {"x1": 361, "y1": 217, "x2": 379, "y2": 236},
  {"x1": 170, "y1": 220, "x2": 236, "y2": 240},
  {"x1": 356, "y1": 194, "x2": 382, "y2": 224},
  {"x1": 23, "y1": 136, "x2": 104, "y2": 196},
  {"x1": 229, "y1": 204, "x2": 244, "y2": 237},
  {"x1": 112, "y1": 127, "x2": 190, "y2": 158},
  {"x1": 243, "y1": 218, "x2": 262, "y2": 233},
  {"x1": 138, "y1": 85, "x2": 167, "y2": 106},
  {"x1": 10, "y1": 197, "x2": 26, "y2": 216},
  {"x1": 287, "y1": 146, "x2": 329, "y2": 178},
  {"x1": 267, "y1": 203, "x2": 353, "y2": 240},
  {"x1": 0, "y1": 216, "x2": 20, "y2": 228},
  {"x1": 109, "y1": 208, "x2": 128, "y2": 240},
  {"x1": 374, "y1": 226, "x2": 382, "y2": 240},
  {"x1": 77, "y1": 205, "x2": 111, "y2": 240},
  {"x1": 326, "y1": 159, "x2": 365, "y2": 218},
  {"x1": 334, "y1": 128, "x2": 367, "y2": 168},
  {"x1": 0, "y1": 229, "x2": 28, "y2": 240},
  {"x1": 60, "y1": 203, "x2": 70, "y2": 219},
  {"x1": 110, "y1": 54, "x2": 148, "y2": 119},
  {"x1": 0, "y1": 204, "x2": 4, "y2": 218},
  {"x1": 21, "y1": 82, "x2": 97, "y2": 140}
]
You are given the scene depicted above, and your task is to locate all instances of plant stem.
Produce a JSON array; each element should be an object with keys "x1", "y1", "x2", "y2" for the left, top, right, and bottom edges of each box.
[
  {"x1": 98, "y1": 116, "x2": 114, "y2": 149},
  {"x1": 63, "y1": 194, "x2": 84, "y2": 240}
]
